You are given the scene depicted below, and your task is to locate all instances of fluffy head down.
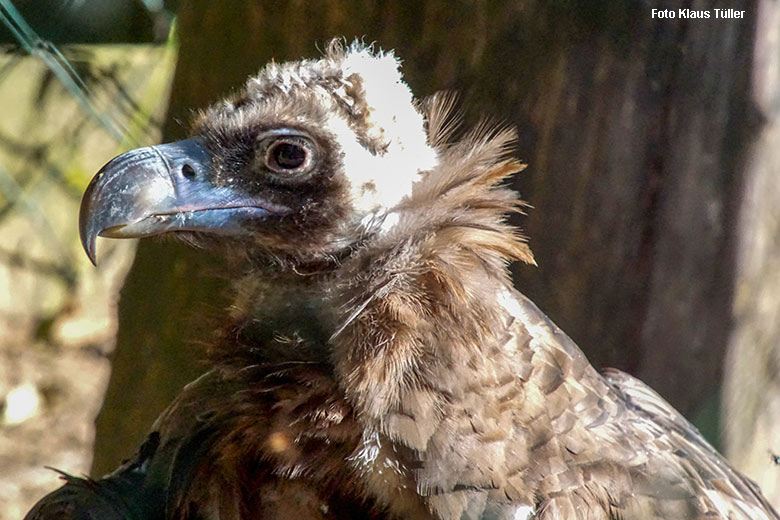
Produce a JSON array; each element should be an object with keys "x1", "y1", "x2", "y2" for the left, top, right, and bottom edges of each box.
[{"x1": 196, "y1": 40, "x2": 438, "y2": 218}]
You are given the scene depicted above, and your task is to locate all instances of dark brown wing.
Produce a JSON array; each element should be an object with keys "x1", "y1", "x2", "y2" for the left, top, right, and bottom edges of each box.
[
  {"x1": 23, "y1": 437, "x2": 163, "y2": 520},
  {"x1": 22, "y1": 372, "x2": 228, "y2": 520},
  {"x1": 24, "y1": 369, "x2": 383, "y2": 520}
]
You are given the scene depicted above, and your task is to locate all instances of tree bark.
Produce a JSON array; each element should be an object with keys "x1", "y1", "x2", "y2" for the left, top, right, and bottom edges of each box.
[
  {"x1": 723, "y1": 0, "x2": 780, "y2": 506},
  {"x1": 92, "y1": 0, "x2": 763, "y2": 487}
]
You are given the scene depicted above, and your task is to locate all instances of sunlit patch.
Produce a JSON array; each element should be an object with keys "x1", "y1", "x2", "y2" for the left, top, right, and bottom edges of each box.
[
  {"x1": 379, "y1": 212, "x2": 400, "y2": 233},
  {"x1": 348, "y1": 429, "x2": 382, "y2": 469},
  {"x1": 512, "y1": 504, "x2": 536, "y2": 520},
  {"x1": 323, "y1": 45, "x2": 439, "y2": 214},
  {"x1": 2, "y1": 383, "x2": 41, "y2": 425},
  {"x1": 266, "y1": 431, "x2": 290, "y2": 453}
]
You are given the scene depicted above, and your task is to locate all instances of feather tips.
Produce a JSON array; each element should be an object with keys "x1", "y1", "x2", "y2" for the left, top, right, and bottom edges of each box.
[{"x1": 400, "y1": 96, "x2": 535, "y2": 267}]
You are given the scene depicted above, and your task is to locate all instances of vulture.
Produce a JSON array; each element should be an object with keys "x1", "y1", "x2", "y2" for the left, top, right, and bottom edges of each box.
[{"x1": 26, "y1": 41, "x2": 779, "y2": 520}]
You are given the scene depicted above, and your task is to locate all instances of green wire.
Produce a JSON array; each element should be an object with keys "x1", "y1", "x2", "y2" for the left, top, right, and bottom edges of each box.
[{"x1": 0, "y1": 0, "x2": 133, "y2": 144}]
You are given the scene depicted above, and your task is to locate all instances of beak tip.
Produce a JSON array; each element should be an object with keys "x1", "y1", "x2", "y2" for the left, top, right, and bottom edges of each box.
[
  {"x1": 85, "y1": 244, "x2": 98, "y2": 266},
  {"x1": 79, "y1": 227, "x2": 98, "y2": 266},
  {"x1": 79, "y1": 202, "x2": 98, "y2": 267}
]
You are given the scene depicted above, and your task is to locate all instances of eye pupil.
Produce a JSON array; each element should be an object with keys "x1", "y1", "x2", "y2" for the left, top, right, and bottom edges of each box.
[
  {"x1": 260, "y1": 134, "x2": 315, "y2": 175},
  {"x1": 271, "y1": 143, "x2": 306, "y2": 170}
]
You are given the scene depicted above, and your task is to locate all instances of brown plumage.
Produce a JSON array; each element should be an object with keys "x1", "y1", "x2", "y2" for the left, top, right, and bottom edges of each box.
[{"x1": 27, "y1": 41, "x2": 778, "y2": 520}]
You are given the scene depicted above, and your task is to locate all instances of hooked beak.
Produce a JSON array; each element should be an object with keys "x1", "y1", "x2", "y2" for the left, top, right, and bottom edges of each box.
[{"x1": 79, "y1": 138, "x2": 286, "y2": 264}]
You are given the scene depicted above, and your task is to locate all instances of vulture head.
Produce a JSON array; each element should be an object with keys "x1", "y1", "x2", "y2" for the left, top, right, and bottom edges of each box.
[{"x1": 80, "y1": 41, "x2": 443, "y2": 268}]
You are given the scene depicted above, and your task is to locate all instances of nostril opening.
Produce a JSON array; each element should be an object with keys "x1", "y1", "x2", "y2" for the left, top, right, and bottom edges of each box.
[{"x1": 181, "y1": 163, "x2": 196, "y2": 179}]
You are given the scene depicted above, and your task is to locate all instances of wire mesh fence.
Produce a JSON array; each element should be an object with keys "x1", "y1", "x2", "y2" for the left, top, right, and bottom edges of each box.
[{"x1": 0, "y1": 2, "x2": 175, "y2": 515}]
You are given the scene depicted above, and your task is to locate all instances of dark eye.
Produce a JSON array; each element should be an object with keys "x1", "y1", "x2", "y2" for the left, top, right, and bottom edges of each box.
[
  {"x1": 263, "y1": 136, "x2": 315, "y2": 175},
  {"x1": 269, "y1": 142, "x2": 306, "y2": 170}
]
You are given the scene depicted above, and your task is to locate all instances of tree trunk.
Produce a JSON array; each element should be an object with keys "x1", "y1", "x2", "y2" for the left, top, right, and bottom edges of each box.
[
  {"x1": 92, "y1": 0, "x2": 764, "y2": 490},
  {"x1": 723, "y1": 0, "x2": 780, "y2": 506}
]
